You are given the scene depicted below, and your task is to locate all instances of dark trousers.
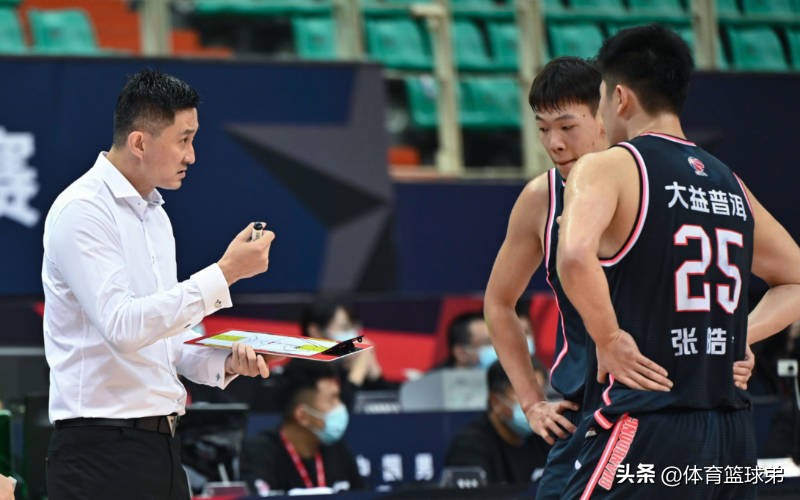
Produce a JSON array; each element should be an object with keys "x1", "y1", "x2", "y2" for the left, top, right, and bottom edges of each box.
[{"x1": 47, "y1": 426, "x2": 190, "y2": 500}]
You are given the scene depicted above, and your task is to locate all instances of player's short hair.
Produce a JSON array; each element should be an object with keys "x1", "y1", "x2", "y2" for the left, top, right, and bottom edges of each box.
[
  {"x1": 529, "y1": 56, "x2": 601, "y2": 115},
  {"x1": 281, "y1": 360, "x2": 340, "y2": 421},
  {"x1": 596, "y1": 24, "x2": 694, "y2": 115},
  {"x1": 113, "y1": 69, "x2": 199, "y2": 147}
]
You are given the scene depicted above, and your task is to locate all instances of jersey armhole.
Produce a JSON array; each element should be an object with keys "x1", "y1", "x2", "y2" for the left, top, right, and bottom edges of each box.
[
  {"x1": 543, "y1": 168, "x2": 558, "y2": 266},
  {"x1": 599, "y1": 143, "x2": 650, "y2": 267}
]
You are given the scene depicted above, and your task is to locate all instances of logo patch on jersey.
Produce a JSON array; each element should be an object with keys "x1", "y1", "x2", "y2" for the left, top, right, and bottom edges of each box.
[{"x1": 688, "y1": 156, "x2": 707, "y2": 176}]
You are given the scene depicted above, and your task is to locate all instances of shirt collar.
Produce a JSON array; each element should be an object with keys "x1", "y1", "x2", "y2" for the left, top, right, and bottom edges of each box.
[{"x1": 95, "y1": 152, "x2": 165, "y2": 209}]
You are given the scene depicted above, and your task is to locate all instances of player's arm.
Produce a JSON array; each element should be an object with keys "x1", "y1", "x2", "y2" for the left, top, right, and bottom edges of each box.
[
  {"x1": 484, "y1": 174, "x2": 579, "y2": 443},
  {"x1": 742, "y1": 182, "x2": 800, "y2": 344},
  {"x1": 557, "y1": 150, "x2": 672, "y2": 391},
  {"x1": 485, "y1": 175, "x2": 548, "y2": 406}
]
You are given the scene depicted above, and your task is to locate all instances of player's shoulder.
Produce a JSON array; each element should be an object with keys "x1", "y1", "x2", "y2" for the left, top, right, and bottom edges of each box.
[
  {"x1": 571, "y1": 146, "x2": 636, "y2": 180},
  {"x1": 520, "y1": 169, "x2": 552, "y2": 204}
]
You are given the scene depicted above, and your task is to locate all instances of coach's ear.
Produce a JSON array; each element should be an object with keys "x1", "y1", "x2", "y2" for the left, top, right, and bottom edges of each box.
[{"x1": 127, "y1": 130, "x2": 145, "y2": 160}]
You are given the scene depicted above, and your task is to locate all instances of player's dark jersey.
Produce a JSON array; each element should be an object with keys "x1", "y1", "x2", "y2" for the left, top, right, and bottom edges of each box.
[
  {"x1": 591, "y1": 133, "x2": 754, "y2": 430},
  {"x1": 544, "y1": 168, "x2": 596, "y2": 405}
]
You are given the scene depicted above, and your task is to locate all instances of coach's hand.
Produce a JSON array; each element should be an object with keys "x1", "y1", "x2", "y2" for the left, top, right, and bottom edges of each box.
[
  {"x1": 225, "y1": 342, "x2": 270, "y2": 378},
  {"x1": 733, "y1": 344, "x2": 755, "y2": 390},
  {"x1": 596, "y1": 329, "x2": 673, "y2": 391},
  {"x1": 218, "y1": 223, "x2": 276, "y2": 286},
  {"x1": 526, "y1": 400, "x2": 580, "y2": 445}
]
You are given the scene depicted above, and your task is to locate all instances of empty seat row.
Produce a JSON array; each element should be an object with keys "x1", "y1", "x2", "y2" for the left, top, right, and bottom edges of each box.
[
  {"x1": 293, "y1": 15, "x2": 800, "y2": 72},
  {"x1": 0, "y1": 7, "x2": 109, "y2": 55},
  {"x1": 405, "y1": 76, "x2": 520, "y2": 129}
]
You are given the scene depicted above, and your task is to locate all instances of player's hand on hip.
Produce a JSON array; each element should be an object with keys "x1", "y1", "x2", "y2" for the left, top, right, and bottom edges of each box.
[
  {"x1": 733, "y1": 344, "x2": 755, "y2": 390},
  {"x1": 596, "y1": 329, "x2": 673, "y2": 392},
  {"x1": 217, "y1": 223, "x2": 276, "y2": 286},
  {"x1": 526, "y1": 400, "x2": 580, "y2": 445},
  {"x1": 225, "y1": 342, "x2": 270, "y2": 378}
]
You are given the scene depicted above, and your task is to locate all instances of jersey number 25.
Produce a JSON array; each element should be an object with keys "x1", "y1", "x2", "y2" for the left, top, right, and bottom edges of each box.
[{"x1": 674, "y1": 224, "x2": 743, "y2": 314}]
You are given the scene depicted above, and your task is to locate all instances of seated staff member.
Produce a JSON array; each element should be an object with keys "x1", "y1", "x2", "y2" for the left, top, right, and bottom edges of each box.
[
  {"x1": 240, "y1": 360, "x2": 364, "y2": 494},
  {"x1": 444, "y1": 358, "x2": 551, "y2": 484}
]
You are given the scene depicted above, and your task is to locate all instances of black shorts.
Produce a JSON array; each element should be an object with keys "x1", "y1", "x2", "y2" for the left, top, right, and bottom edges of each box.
[
  {"x1": 562, "y1": 408, "x2": 756, "y2": 500},
  {"x1": 535, "y1": 408, "x2": 590, "y2": 500}
]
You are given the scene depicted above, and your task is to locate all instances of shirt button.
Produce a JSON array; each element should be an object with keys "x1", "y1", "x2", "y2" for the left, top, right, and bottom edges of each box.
[{"x1": 214, "y1": 299, "x2": 222, "y2": 308}]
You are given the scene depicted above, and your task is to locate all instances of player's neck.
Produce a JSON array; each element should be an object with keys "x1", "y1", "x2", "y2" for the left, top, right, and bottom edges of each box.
[
  {"x1": 282, "y1": 421, "x2": 321, "y2": 459},
  {"x1": 488, "y1": 411, "x2": 523, "y2": 447},
  {"x1": 628, "y1": 112, "x2": 686, "y2": 142}
]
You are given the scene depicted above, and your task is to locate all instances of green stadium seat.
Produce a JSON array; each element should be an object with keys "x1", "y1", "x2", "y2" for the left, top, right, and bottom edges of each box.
[
  {"x1": 627, "y1": 0, "x2": 685, "y2": 15},
  {"x1": 404, "y1": 76, "x2": 519, "y2": 129},
  {"x1": 486, "y1": 21, "x2": 518, "y2": 71},
  {"x1": 365, "y1": 18, "x2": 431, "y2": 70},
  {"x1": 0, "y1": 8, "x2": 26, "y2": 54},
  {"x1": 727, "y1": 26, "x2": 788, "y2": 71},
  {"x1": 542, "y1": 0, "x2": 564, "y2": 12},
  {"x1": 740, "y1": 0, "x2": 796, "y2": 16},
  {"x1": 716, "y1": 0, "x2": 741, "y2": 18},
  {"x1": 28, "y1": 8, "x2": 102, "y2": 55},
  {"x1": 548, "y1": 22, "x2": 604, "y2": 59},
  {"x1": 404, "y1": 76, "x2": 447, "y2": 128},
  {"x1": 461, "y1": 76, "x2": 520, "y2": 128},
  {"x1": 784, "y1": 29, "x2": 800, "y2": 69},
  {"x1": 569, "y1": 0, "x2": 626, "y2": 14},
  {"x1": 453, "y1": 19, "x2": 493, "y2": 71},
  {"x1": 291, "y1": 16, "x2": 336, "y2": 59},
  {"x1": 675, "y1": 25, "x2": 728, "y2": 69},
  {"x1": 450, "y1": 0, "x2": 495, "y2": 6},
  {"x1": 194, "y1": 0, "x2": 331, "y2": 17}
]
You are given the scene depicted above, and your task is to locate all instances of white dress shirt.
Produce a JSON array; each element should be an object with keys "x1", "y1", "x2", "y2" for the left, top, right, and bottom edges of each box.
[{"x1": 42, "y1": 152, "x2": 234, "y2": 422}]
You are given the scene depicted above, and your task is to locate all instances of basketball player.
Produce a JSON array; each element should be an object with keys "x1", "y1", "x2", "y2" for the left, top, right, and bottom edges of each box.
[
  {"x1": 557, "y1": 25, "x2": 800, "y2": 498},
  {"x1": 485, "y1": 56, "x2": 755, "y2": 498}
]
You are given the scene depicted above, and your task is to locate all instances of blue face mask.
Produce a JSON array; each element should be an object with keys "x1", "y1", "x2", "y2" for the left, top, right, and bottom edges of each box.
[
  {"x1": 477, "y1": 345, "x2": 498, "y2": 369},
  {"x1": 305, "y1": 403, "x2": 349, "y2": 445},
  {"x1": 526, "y1": 336, "x2": 535, "y2": 355},
  {"x1": 505, "y1": 400, "x2": 533, "y2": 438}
]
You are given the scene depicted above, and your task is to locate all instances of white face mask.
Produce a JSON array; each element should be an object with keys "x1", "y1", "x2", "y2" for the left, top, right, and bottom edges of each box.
[{"x1": 328, "y1": 328, "x2": 359, "y2": 343}]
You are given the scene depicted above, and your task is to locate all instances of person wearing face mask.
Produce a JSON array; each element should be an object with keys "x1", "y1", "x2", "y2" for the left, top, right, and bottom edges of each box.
[
  {"x1": 443, "y1": 358, "x2": 551, "y2": 484},
  {"x1": 240, "y1": 360, "x2": 364, "y2": 494},
  {"x1": 437, "y1": 312, "x2": 534, "y2": 370},
  {"x1": 300, "y1": 296, "x2": 397, "y2": 409}
]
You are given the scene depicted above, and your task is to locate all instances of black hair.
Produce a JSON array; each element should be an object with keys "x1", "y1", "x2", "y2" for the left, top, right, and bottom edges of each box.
[
  {"x1": 529, "y1": 56, "x2": 601, "y2": 115},
  {"x1": 113, "y1": 68, "x2": 200, "y2": 147},
  {"x1": 299, "y1": 294, "x2": 358, "y2": 337},
  {"x1": 445, "y1": 311, "x2": 483, "y2": 366},
  {"x1": 281, "y1": 360, "x2": 340, "y2": 421},
  {"x1": 595, "y1": 24, "x2": 694, "y2": 115},
  {"x1": 487, "y1": 356, "x2": 547, "y2": 397}
]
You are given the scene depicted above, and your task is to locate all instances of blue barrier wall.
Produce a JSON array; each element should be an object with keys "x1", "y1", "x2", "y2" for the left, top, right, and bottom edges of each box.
[{"x1": 0, "y1": 57, "x2": 798, "y2": 296}]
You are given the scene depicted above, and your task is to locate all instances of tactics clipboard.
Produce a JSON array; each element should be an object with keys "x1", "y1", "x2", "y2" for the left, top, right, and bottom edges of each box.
[{"x1": 184, "y1": 330, "x2": 372, "y2": 362}]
